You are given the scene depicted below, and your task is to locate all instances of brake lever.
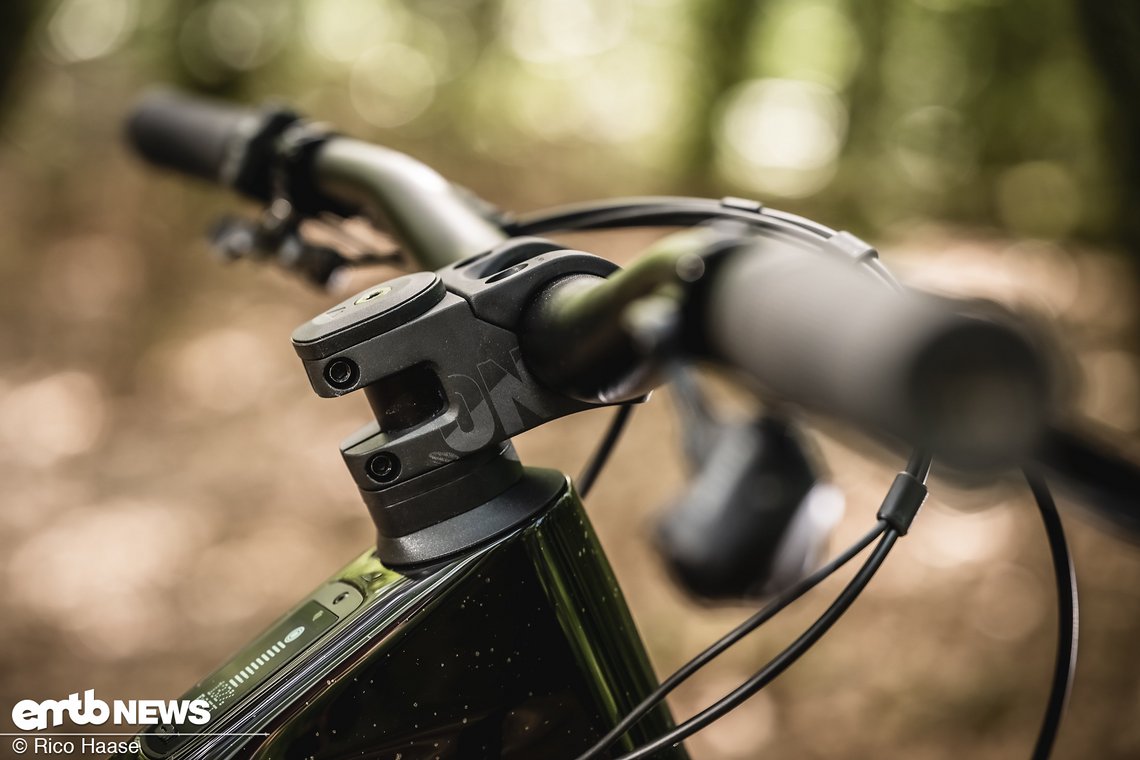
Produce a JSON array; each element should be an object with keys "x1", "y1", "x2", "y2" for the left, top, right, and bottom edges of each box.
[
  {"x1": 209, "y1": 198, "x2": 401, "y2": 288},
  {"x1": 658, "y1": 371, "x2": 844, "y2": 600}
]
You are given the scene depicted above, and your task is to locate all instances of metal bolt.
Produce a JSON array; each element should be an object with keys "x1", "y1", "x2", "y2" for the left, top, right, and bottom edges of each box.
[
  {"x1": 354, "y1": 286, "x2": 391, "y2": 305},
  {"x1": 366, "y1": 452, "x2": 401, "y2": 483},
  {"x1": 324, "y1": 358, "x2": 359, "y2": 389}
]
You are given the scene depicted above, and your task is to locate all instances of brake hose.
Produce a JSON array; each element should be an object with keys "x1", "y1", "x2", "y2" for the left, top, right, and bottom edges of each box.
[
  {"x1": 532, "y1": 199, "x2": 1075, "y2": 759},
  {"x1": 605, "y1": 529, "x2": 900, "y2": 760},
  {"x1": 577, "y1": 404, "x2": 637, "y2": 498},
  {"x1": 574, "y1": 520, "x2": 889, "y2": 760},
  {"x1": 577, "y1": 443, "x2": 1073, "y2": 760},
  {"x1": 1026, "y1": 471, "x2": 1078, "y2": 760},
  {"x1": 575, "y1": 447, "x2": 930, "y2": 760}
]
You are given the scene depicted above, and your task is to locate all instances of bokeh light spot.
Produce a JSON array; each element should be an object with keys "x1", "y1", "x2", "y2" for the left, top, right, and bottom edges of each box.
[
  {"x1": 304, "y1": 0, "x2": 407, "y2": 64},
  {"x1": 207, "y1": 2, "x2": 266, "y2": 71},
  {"x1": 504, "y1": 0, "x2": 631, "y2": 64},
  {"x1": 0, "y1": 372, "x2": 105, "y2": 467},
  {"x1": 717, "y1": 78, "x2": 847, "y2": 197},
  {"x1": 350, "y1": 43, "x2": 437, "y2": 128},
  {"x1": 910, "y1": 501, "x2": 1014, "y2": 568},
  {"x1": 755, "y1": 0, "x2": 861, "y2": 90},
  {"x1": 47, "y1": 0, "x2": 137, "y2": 63}
]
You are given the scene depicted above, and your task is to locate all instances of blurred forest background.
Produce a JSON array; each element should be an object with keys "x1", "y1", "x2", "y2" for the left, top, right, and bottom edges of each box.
[{"x1": 1, "y1": 0, "x2": 1139, "y2": 758}]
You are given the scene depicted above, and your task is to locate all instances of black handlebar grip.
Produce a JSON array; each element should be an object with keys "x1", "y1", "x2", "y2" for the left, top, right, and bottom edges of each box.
[
  {"x1": 126, "y1": 90, "x2": 264, "y2": 185},
  {"x1": 701, "y1": 238, "x2": 1054, "y2": 469}
]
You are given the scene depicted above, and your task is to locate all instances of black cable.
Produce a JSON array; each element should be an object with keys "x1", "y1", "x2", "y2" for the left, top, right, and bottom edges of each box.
[
  {"x1": 577, "y1": 404, "x2": 636, "y2": 498},
  {"x1": 1025, "y1": 470, "x2": 1078, "y2": 760},
  {"x1": 508, "y1": 197, "x2": 908, "y2": 297},
  {"x1": 905, "y1": 448, "x2": 934, "y2": 483},
  {"x1": 575, "y1": 520, "x2": 888, "y2": 760},
  {"x1": 507, "y1": 196, "x2": 836, "y2": 240},
  {"x1": 605, "y1": 529, "x2": 899, "y2": 760},
  {"x1": 512, "y1": 195, "x2": 934, "y2": 757}
]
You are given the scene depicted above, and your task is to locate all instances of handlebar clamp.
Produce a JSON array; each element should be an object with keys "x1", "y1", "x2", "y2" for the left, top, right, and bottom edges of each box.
[{"x1": 291, "y1": 238, "x2": 620, "y2": 563}]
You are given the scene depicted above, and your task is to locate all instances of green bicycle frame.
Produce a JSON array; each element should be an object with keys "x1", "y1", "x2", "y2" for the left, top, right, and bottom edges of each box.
[{"x1": 118, "y1": 478, "x2": 686, "y2": 760}]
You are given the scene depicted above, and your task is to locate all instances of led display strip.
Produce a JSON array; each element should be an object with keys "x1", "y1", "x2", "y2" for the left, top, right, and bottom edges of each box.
[{"x1": 141, "y1": 582, "x2": 363, "y2": 759}]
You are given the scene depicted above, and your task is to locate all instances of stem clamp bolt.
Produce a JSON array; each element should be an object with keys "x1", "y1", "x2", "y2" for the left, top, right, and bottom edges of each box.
[
  {"x1": 366, "y1": 452, "x2": 401, "y2": 483},
  {"x1": 324, "y1": 357, "x2": 359, "y2": 389}
]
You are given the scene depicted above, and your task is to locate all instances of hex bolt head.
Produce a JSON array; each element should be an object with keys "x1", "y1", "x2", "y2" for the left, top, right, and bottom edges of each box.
[
  {"x1": 324, "y1": 357, "x2": 359, "y2": 389},
  {"x1": 366, "y1": 452, "x2": 401, "y2": 483}
]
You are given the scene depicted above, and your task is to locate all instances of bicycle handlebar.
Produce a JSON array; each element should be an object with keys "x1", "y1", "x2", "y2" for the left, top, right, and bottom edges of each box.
[
  {"x1": 521, "y1": 231, "x2": 1052, "y2": 469},
  {"x1": 124, "y1": 90, "x2": 1056, "y2": 469},
  {"x1": 700, "y1": 237, "x2": 1051, "y2": 469},
  {"x1": 309, "y1": 139, "x2": 507, "y2": 269},
  {"x1": 127, "y1": 90, "x2": 259, "y2": 184},
  {"x1": 126, "y1": 90, "x2": 306, "y2": 204},
  {"x1": 126, "y1": 90, "x2": 503, "y2": 268}
]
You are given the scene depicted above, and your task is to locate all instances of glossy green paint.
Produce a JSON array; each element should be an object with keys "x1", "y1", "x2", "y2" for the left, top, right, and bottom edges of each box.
[{"x1": 126, "y1": 477, "x2": 686, "y2": 760}]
